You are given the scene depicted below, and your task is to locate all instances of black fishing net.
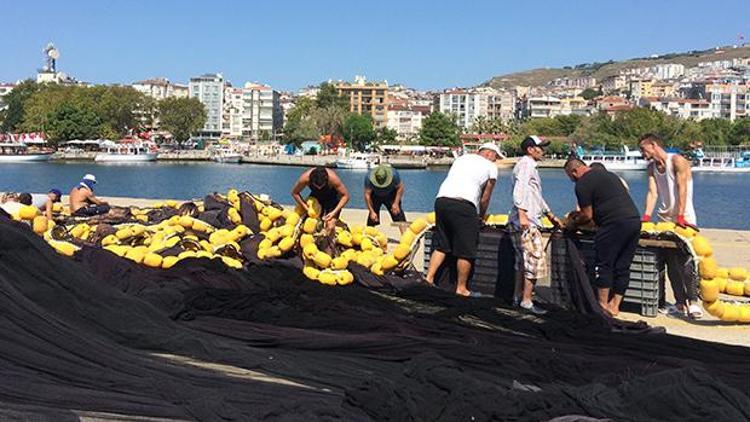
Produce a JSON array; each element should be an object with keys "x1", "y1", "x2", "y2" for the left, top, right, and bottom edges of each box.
[{"x1": 1, "y1": 216, "x2": 749, "y2": 421}]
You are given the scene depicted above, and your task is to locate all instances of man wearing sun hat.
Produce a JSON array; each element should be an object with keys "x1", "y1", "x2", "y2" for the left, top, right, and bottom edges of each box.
[{"x1": 364, "y1": 164, "x2": 406, "y2": 227}]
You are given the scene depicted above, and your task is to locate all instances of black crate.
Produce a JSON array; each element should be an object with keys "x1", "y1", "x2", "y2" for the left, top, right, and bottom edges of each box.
[
  {"x1": 550, "y1": 233, "x2": 662, "y2": 317},
  {"x1": 424, "y1": 229, "x2": 515, "y2": 299}
]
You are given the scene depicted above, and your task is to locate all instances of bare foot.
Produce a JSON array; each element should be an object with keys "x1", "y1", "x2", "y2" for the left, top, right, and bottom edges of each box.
[
  {"x1": 609, "y1": 305, "x2": 620, "y2": 317},
  {"x1": 455, "y1": 288, "x2": 471, "y2": 297}
]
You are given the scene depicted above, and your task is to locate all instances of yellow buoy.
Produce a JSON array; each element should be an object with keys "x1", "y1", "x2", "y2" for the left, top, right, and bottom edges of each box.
[
  {"x1": 720, "y1": 303, "x2": 740, "y2": 322},
  {"x1": 655, "y1": 221, "x2": 676, "y2": 232},
  {"x1": 725, "y1": 280, "x2": 745, "y2": 297},
  {"x1": 161, "y1": 256, "x2": 180, "y2": 269},
  {"x1": 101, "y1": 234, "x2": 119, "y2": 246},
  {"x1": 178, "y1": 215, "x2": 194, "y2": 228},
  {"x1": 698, "y1": 257, "x2": 718, "y2": 280},
  {"x1": 279, "y1": 224, "x2": 295, "y2": 238},
  {"x1": 125, "y1": 248, "x2": 145, "y2": 264},
  {"x1": 143, "y1": 253, "x2": 163, "y2": 268},
  {"x1": 381, "y1": 254, "x2": 399, "y2": 271},
  {"x1": 640, "y1": 222, "x2": 656, "y2": 232},
  {"x1": 704, "y1": 300, "x2": 725, "y2": 318},
  {"x1": 32, "y1": 216, "x2": 48, "y2": 234},
  {"x1": 278, "y1": 236, "x2": 295, "y2": 252},
  {"x1": 51, "y1": 241, "x2": 78, "y2": 257},
  {"x1": 360, "y1": 237, "x2": 374, "y2": 251},
  {"x1": 728, "y1": 267, "x2": 748, "y2": 282},
  {"x1": 19, "y1": 205, "x2": 40, "y2": 220},
  {"x1": 331, "y1": 256, "x2": 349, "y2": 270},
  {"x1": 285, "y1": 212, "x2": 300, "y2": 226},
  {"x1": 744, "y1": 281, "x2": 750, "y2": 296},
  {"x1": 318, "y1": 271, "x2": 338, "y2": 285},
  {"x1": 399, "y1": 230, "x2": 415, "y2": 247},
  {"x1": 426, "y1": 212, "x2": 436, "y2": 224},
  {"x1": 303, "y1": 218, "x2": 318, "y2": 234},
  {"x1": 221, "y1": 256, "x2": 243, "y2": 269},
  {"x1": 699, "y1": 279, "x2": 720, "y2": 302},
  {"x1": 393, "y1": 244, "x2": 411, "y2": 261},
  {"x1": 265, "y1": 246, "x2": 282, "y2": 258},
  {"x1": 259, "y1": 217, "x2": 272, "y2": 232},
  {"x1": 337, "y1": 270, "x2": 354, "y2": 285},
  {"x1": 299, "y1": 234, "x2": 315, "y2": 248},
  {"x1": 409, "y1": 218, "x2": 428, "y2": 235},
  {"x1": 313, "y1": 251, "x2": 332, "y2": 268},
  {"x1": 692, "y1": 235, "x2": 713, "y2": 257},
  {"x1": 303, "y1": 265, "x2": 320, "y2": 280},
  {"x1": 715, "y1": 277, "x2": 728, "y2": 293},
  {"x1": 337, "y1": 231, "x2": 353, "y2": 247},
  {"x1": 739, "y1": 305, "x2": 750, "y2": 323}
]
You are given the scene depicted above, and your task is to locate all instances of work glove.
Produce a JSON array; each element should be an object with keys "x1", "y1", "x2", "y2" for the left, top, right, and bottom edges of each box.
[
  {"x1": 641, "y1": 214, "x2": 651, "y2": 223},
  {"x1": 676, "y1": 214, "x2": 699, "y2": 231}
]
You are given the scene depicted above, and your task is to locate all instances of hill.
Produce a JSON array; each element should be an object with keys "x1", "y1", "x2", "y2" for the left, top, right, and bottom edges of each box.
[{"x1": 483, "y1": 44, "x2": 750, "y2": 89}]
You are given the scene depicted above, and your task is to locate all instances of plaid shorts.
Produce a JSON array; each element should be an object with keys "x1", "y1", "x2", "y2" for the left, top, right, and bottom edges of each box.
[{"x1": 509, "y1": 225, "x2": 548, "y2": 280}]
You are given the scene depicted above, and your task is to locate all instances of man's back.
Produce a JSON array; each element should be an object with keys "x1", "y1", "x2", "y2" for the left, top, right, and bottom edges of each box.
[
  {"x1": 69, "y1": 186, "x2": 90, "y2": 212},
  {"x1": 575, "y1": 170, "x2": 639, "y2": 226},
  {"x1": 437, "y1": 154, "x2": 497, "y2": 209}
]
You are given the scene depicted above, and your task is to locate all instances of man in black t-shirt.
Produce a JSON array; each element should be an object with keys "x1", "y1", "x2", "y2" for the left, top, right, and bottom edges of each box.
[{"x1": 564, "y1": 158, "x2": 641, "y2": 316}]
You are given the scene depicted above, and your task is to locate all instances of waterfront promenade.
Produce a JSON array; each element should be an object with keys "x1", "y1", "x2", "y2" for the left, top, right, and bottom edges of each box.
[{"x1": 89, "y1": 195, "x2": 750, "y2": 347}]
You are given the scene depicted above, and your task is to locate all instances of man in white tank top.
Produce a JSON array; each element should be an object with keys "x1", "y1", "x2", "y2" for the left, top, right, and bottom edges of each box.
[{"x1": 639, "y1": 134, "x2": 701, "y2": 318}]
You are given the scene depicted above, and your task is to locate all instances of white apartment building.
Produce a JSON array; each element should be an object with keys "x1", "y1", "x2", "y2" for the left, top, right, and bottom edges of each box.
[
  {"x1": 386, "y1": 105, "x2": 430, "y2": 141},
  {"x1": 189, "y1": 73, "x2": 224, "y2": 139},
  {"x1": 240, "y1": 82, "x2": 282, "y2": 141},
  {"x1": 222, "y1": 86, "x2": 244, "y2": 139},
  {"x1": 601, "y1": 75, "x2": 627, "y2": 94},
  {"x1": 434, "y1": 88, "x2": 515, "y2": 130},
  {"x1": 641, "y1": 98, "x2": 715, "y2": 121},
  {"x1": 132, "y1": 78, "x2": 188, "y2": 101},
  {"x1": 651, "y1": 64, "x2": 685, "y2": 80},
  {"x1": 525, "y1": 96, "x2": 562, "y2": 118}
]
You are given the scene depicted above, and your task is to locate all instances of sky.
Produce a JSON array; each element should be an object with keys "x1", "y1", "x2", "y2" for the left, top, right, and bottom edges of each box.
[{"x1": 1, "y1": 0, "x2": 749, "y2": 91}]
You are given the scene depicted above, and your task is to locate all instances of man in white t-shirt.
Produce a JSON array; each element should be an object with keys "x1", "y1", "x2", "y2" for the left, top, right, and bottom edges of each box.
[{"x1": 425, "y1": 143, "x2": 500, "y2": 297}]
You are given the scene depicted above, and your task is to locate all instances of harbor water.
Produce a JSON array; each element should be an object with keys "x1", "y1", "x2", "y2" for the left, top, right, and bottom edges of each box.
[{"x1": 2, "y1": 161, "x2": 749, "y2": 229}]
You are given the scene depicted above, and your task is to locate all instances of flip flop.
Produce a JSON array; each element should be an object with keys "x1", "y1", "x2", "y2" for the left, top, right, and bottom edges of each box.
[
  {"x1": 459, "y1": 291, "x2": 485, "y2": 298},
  {"x1": 688, "y1": 304, "x2": 704, "y2": 319}
]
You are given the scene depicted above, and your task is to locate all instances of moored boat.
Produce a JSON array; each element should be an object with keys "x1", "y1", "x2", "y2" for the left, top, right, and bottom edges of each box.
[
  {"x1": 581, "y1": 145, "x2": 648, "y2": 171},
  {"x1": 0, "y1": 142, "x2": 53, "y2": 163},
  {"x1": 94, "y1": 140, "x2": 157, "y2": 162}
]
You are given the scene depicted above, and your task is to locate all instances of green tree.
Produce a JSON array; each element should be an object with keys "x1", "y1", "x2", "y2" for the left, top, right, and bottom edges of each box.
[
  {"x1": 376, "y1": 127, "x2": 398, "y2": 145},
  {"x1": 343, "y1": 113, "x2": 376, "y2": 151},
  {"x1": 698, "y1": 118, "x2": 734, "y2": 146},
  {"x1": 729, "y1": 118, "x2": 750, "y2": 146},
  {"x1": 470, "y1": 115, "x2": 507, "y2": 134},
  {"x1": 580, "y1": 88, "x2": 601, "y2": 100},
  {"x1": 316, "y1": 82, "x2": 349, "y2": 110},
  {"x1": 0, "y1": 80, "x2": 41, "y2": 132},
  {"x1": 419, "y1": 112, "x2": 460, "y2": 147},
  {"x1": 314, "y1": 105, "x2": 347, "y2": 138},
  {"x1": 158, "y1": 97, "x2": 207, "y2": 144},
  {"x1": 45, "y1": 103, "x2": 103, "y2": 145},
  {"x1": 554, "y1": 114, "x2": 584, "y2": 136},
  {"x1": 283, "y1": 97, "x2": 319, "y2": 147}
]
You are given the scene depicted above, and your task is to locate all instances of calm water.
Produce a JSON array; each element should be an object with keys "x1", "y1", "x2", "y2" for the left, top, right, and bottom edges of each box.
[{"x1": 2, "y1": 161, "x2": 749, "y2": 229}]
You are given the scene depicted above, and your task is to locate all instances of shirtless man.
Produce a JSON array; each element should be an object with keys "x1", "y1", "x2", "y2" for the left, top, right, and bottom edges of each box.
[
  {"x1": 291, "y1": 166, "x2": 350, "y2": 234},
  {"x1": 69, "y1": 174, "x2": 111, "y2": 217}
]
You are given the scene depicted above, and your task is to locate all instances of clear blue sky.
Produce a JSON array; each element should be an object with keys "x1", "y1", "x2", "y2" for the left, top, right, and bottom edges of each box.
[{"x1": 2, "y1": 0, "x2": 749, "y2": 91}]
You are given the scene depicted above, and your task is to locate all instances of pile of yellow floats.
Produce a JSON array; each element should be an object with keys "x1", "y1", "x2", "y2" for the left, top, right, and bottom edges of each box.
[{"x1": 641, "y1": 221, "x2": 750, "y2": 323}]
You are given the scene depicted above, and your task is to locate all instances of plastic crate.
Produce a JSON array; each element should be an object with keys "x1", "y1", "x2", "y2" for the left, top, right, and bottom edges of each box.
[
  {"x1": 424, "y1": 229, "x2": 515, "y2": 299},
  {"x1": 550, "y1": 233, "x2": 662, "y2": 317}
]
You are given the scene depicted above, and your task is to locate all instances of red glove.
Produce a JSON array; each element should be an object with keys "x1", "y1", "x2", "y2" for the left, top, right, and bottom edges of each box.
[
  {"x1": 641, "y1": 214, "x2": 651, "y2": 222},
  {"x1": 676, "y1": 214, "x2": 698, "y2": 231}
]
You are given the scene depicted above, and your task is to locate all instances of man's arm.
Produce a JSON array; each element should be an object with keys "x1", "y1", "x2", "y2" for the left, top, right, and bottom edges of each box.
[
  {"x1": 364, "y1": 187, "x2": 376, "y2": 214},
  {"x1": 573, "y1": 205, "x2": 594, "y2": 226},
  {"x1": 512, "y1": 164, "x2": 531, "y2": 228},
  {"x1": 392, "y1": 182, "x2": 405, "y2": 212},
  {"x1": 327, "y1": 171, "x2": 350, "y2": 219},
  {"x1": 44, "y1": 200, "x2": 53, "y2": 220},
  {"x1": 87, "y1": 192, "x2": 107, "y2": 206},
  {"x1": 673, "y1": 155, "x2": 690, "y2": 217},
  {"x1": 643, "y1": 165, "x2": 658, "y2": 220},
  {"x1": 291, "y1": 170, "x2": 311, "y2": 211},
  {"x1": 478, "y1": 179, "x2": 496, "y2": 219}
]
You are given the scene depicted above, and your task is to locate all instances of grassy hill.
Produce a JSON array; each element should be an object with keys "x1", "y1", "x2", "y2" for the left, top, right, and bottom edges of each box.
[{"x1": 483, "y1": 44, "x2": 750, "y2": 89}]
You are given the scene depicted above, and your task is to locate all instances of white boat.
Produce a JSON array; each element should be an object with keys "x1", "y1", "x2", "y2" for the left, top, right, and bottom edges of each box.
[
  {"x1": 581, "y1": 145, "x2": 648, "y2": 171},
  {"x1": 691, "y1": 155, "x2": 750, "y2": 173},
  {"x1": 94, "y1": 141, "x2": 157, "y2": 162},
  {"x1": 211, "y1": 147, "x2": 243, "y2": 163},
  {"x1": 336, "y1": 152, "x2": 378, "y2": 170},
  {"x1": 0, "y1": 142, "x2": 53, "y2": 162}
]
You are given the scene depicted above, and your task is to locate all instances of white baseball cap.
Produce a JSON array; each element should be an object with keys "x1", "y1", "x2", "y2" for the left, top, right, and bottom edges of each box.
[
  {"x1": 82, "y1": 174, "x2": 97, "y2": 184},
  {"x1": 478, "y1": 142, "x2": 502, "y2": 157}
]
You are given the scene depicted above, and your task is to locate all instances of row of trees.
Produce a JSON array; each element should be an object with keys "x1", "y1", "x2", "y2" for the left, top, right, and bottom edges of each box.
[
  {"x1": 0, "y1": 81, "x2": 207, "y2": 146},
  {"x1": 283, "y1": 82, "x2": 397, "y2": 151}
]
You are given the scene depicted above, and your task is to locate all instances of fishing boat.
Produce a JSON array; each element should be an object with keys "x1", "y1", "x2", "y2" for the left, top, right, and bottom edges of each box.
[
  {"x1": 335, "y1": 152, "x2": 378, "y2": 170},
  {"x1": 211, "y1": 147, "x2": 243, "y2": 163},
  {"x1": 0, "y1": 142, "x2": 53, "y2": 162},
  {"x1": 94, "y1": 140, "x2": 157, "y2": 162},
  {"x1": 580, "y1": 145, "x2": 648, "y2": 171}
]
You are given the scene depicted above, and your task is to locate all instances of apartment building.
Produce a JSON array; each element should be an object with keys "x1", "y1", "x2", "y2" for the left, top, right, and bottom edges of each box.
[
  {"x1": 335, "y1": 76, "x2": 389, "y2": 128},
  {"x1": 189, "y1": 73, "x2": 225, "y2": 139},
  {"x1": 132, "y1": 78, "x2": 189, "y2": 101},
  {"x1": 434, "y1": 88, "x2": 515, "y2": 129},
  {"x1": 687, "y1": 81, "x2": 749, "y2": 121},
  {"x1": 641, "y1": 97, "x2": 715, "y2": 121},
  {"x1": 386, "y1": 104, "x2": 430, "y2": 140}
]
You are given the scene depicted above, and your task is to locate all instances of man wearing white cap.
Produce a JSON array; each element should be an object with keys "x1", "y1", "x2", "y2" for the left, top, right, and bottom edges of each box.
[
  {"x1": 69, "y1": 174, "x2": 110, "y2": 217},
  {"x1": 509, "y1": 136, "x2": 560, "y2": 315},
  {"x1": 425, "y1": 142, "x2": 500, "y2": 297}
]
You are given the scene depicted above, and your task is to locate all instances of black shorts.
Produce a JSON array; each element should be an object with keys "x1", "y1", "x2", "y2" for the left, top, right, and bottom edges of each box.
[
  {"x1": 367, "y1": 193, "x2": 406, "y2": 226},
  {"x1": 433, "y1": 197, "x2": 479, "y2": 259},
  {"x1": 73, "y1": 204, "x2": 111, "y2": 217}
]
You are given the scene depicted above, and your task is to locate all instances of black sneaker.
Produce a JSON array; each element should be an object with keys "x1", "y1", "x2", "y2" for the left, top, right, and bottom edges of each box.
[{"x1": 520, "y1": 301, "x2": 547, "y2": 315}]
